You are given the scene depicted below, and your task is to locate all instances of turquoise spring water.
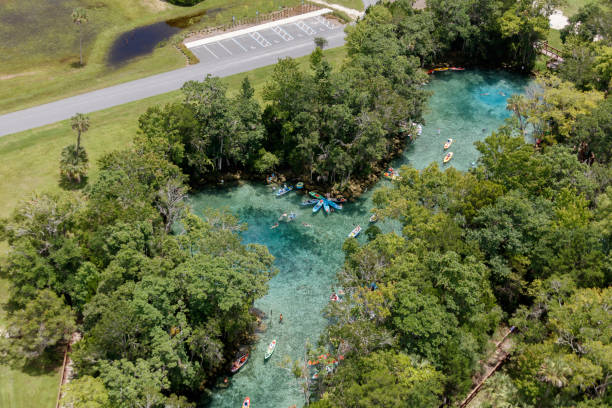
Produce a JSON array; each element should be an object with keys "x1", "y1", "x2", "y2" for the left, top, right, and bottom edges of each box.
[{"x1": 190, "y1": 70, "x2": 529, "y2": 408}]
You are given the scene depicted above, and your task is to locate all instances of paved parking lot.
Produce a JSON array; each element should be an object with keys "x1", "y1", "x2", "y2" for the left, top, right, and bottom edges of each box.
[{"x1": 190, "y1": 15, "x2": 342, "y2": 64}]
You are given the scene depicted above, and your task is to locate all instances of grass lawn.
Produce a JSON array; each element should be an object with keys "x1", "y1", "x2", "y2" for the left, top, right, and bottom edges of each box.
[
  {"x1": 562, "y1": 0, "x2": 593, "y2": 16},
  {"x1": 328, "y1": 0, "x2": 365, "y2": 11},
  {"x1": 547, "y1": 28, "x2": 563, "y2": 50},
  {"x1": 0, "y1": 46, "x2": 346, "y2": 408},
  {"x1": 0, "y1": 0, "x2": 302, "y2": 115}
]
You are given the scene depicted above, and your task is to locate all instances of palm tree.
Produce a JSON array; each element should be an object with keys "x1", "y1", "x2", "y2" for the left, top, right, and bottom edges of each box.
[
  {"x1": 71, "y1": 8, "x2": 89, "y2": 66},
  {"x1": 70, "y1": 113, "x2": 89, "y2": 154}
]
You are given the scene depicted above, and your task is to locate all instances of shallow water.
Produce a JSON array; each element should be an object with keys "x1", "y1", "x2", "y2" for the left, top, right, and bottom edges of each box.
[{"x1": 190, "y1": 70, "x2": 529, "y2": 408}]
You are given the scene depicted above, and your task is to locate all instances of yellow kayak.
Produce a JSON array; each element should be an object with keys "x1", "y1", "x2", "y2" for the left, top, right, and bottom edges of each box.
[
  {"x1": 443, "y1": 152, "x2": 453, "y2": 163},
  {"x1": 444, "y1": 138, "x2": 453, "y2": 150}
]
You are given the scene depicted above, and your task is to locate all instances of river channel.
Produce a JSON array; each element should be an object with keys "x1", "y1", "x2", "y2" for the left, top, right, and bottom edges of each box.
[{"x1": 190, "y1": 69, "x2": 530, "y2": 408}]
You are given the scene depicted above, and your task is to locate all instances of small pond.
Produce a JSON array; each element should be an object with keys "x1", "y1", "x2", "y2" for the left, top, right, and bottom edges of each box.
[
  {"x1": 107, "y1": 7, "x2": 224, "y2": 66},
  {"x1": 108, "y1": 22, "x2": 180, "y2": 66}
]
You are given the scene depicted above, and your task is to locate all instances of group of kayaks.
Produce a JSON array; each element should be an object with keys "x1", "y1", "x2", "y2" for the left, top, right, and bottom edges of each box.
[
  {"x1": 235, "y1": 338, "x2": 278, "y2": 407},
  {"x1": 443, "y1": 138, "x2": 454, "y2": 163},
  {"x1": 383, "y1": 167, "x2": 401, "y2": 181},
  {"x1": 307, "y1": 192, "x2": 344, "y2": 214}
]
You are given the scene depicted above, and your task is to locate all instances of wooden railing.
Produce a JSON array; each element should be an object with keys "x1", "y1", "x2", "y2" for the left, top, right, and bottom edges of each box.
[
  {"x1": 535, "y1": 41, "x2": 564, "y2": 62},
  {"x1": 459, "y1": 327, "x2": 516, "y2": 408}
]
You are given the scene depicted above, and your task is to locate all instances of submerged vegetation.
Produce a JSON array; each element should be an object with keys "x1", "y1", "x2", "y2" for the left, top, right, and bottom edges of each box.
[{"x1": 0, "y1": 0, "x2": 611, "y2": 407}]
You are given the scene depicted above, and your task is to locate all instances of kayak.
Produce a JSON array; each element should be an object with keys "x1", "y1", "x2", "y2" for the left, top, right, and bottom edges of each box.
[
  {"x1": 243, "y1": 397, "x2": 250, "y2": 407},
  {"x1": 348, "y1": 225, "x2": 362, "y2": 238},
  {"x1": 301, "y1": 199, "x2": 318, "y2": 205},
  {"x1": 265, "y1": 340, "x2": 276, "y2": 360},
  {"x1": 330, "y1": 293, "x2": 340, "y2": 301},
  {"x1": 328, "y1": 200, "x2": 342, "y2": 210},
  {"x1": 443, "y1": 152, "x2": 454, "y2": 163},
  {"x1": 369, "y1": 214, "x2": 378, "y2": 223},
  {"x1": 296, "y1": 182, "x2": 304, "y2": 189},
  {"x1": 444, "y1": 138, "x2": 453, "y2": 150},
  {"x1": 323, "y1": 200, "x2": 330, "y2": 214},
  {"x1": 331, "y1": 197, "x2": 346, "y2": 203},
  {"x1": 313, "y1": 200, "x2": 324, "y2": 213},
  {"x1": 276, "y1": 185, "x2": 293, "y2": 196},
  {"x1": 309, "y1": 191, "x2": 323, "y2": 199},
  {"x1": 231, "y1": 353, "x2": 249, "y2": 374}
]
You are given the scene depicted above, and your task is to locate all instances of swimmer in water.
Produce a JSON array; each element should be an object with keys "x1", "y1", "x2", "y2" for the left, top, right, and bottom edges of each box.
[
  {"x1": 270, "y1": 223, "x2": 279, "y2": 229},
  {"x1": 302, "y1": 222, "x2": 312, "y2": 227}
]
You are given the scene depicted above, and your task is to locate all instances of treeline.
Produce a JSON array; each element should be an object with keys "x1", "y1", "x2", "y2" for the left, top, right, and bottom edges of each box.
[
  {"x1": 308, "y1": 2, "x2": 612, "y2": 407},
  {"x1": 133, "y1": 0, "x2": 568, "y2": 194},
  {"x1": 0, "y1": 145, "x2": 276, "y2": 406},
  {"x1": 138, "y1": 45, "x2": 428, "y2": 192}
]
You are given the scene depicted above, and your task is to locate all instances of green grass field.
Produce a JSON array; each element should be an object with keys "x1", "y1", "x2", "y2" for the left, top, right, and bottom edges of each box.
[
  {"x1": 0, "y1": 46, "x2": 346, "y2": 408},
  {"x1": 562, "y1": 0, "x2": 592, "y2": 16},
  {"x1": 329, "y1": 0, "x2": 365, "y2": 11},
  {"x1": 0, "y1": 0, "x2": 302, "y2": 115}
]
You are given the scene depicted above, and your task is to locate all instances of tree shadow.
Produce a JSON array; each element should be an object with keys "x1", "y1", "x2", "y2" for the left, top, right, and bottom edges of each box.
[
  {"x1": 3, "y1": 346, "x2": 64, "y2": 376},
  {"x1": 69, "y1": 61, "x2": 85, "y2": 69},
  {"x1": 59, "y1": 175, "x2": 88, "y2": 191}
]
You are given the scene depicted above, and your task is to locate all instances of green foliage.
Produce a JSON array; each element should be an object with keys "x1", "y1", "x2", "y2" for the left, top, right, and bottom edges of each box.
[
  {"x1": 312, "y1": 351, "x2": 444, "y2": 408},
  {"x1": 4, "y1": 289, "x2": 76, "y2": 361},
  {"x1": 60, "y1": 144, "x2": 89, "y2": 183},
  {"x1": 61, "y1": 375, "x2": 110, "y2": 408}
]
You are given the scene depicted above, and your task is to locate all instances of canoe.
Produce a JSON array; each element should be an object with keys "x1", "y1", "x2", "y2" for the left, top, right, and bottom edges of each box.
[
  {"x1": 276, "y1": 185, "x2": 293, "y2": 196},
  {"x1": 323, "y1": 200, "x2": 330, "y2": 214},
  {"x1": 265, "y1": 340, "x2": 276, "y2": 360},
  {"x1": 301, "y1": 199, "x2": 318, "y2": 205},
  {"x1": 444, "y1": 138, "x2": 453, "y2": 150},
  {"x1": 369, "y1": 214, "x2": 378, "y2": 223},
  {"x1": 296, "y1": 182, "x2": 304, "y2": 189},
  {"x1": 309, "y1": 191, "x2": 323, "y2": 199},
  {"x1": 328, "y1": 200, "x2": 342, "y2": 210},
  {"x1": 231, "y1": 353, "x2": 249, "y2": 374},
  {"x1": 348, "y1": 225, "x2": 362, "y2": 238},
  {"x1": 313, "y1": 200, "x2": 324, "y2": 213},
  {"x1": 443, "y1": 152, "x2": 453, "y2": 163},
  {"x1": 243, "y1": 397, "x2": 250, "y2": 407}
]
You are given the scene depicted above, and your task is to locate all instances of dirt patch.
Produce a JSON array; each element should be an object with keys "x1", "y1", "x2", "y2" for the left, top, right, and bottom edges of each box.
[
  {"x1": 141, "y1": 0, "x2": 169, "y2": 12},
  {"x1": 0, "y1": 70, "x2": 40, "y2": 80}
]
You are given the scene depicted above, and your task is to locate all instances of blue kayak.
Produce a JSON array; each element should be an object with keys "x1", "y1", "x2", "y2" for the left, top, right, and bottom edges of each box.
[
  {"x1": 323, "y1": 200, "x2": 330, "y2": 214},
  {"x1": 328, "y1": 200, "x2": 342, "y2": 210},
  {"x1": 276, "y1": 185, "x2": 293, "y2": 196},
  {"x1": 301, "y1": 199, "x2": 318, "y2": 206},
  {"x1": 313, "y1": 200, "x2": 324, "y2": 213}
]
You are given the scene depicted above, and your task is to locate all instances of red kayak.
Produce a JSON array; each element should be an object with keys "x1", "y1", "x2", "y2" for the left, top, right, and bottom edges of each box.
[
  {"x1": 231, "y1": 353, "x2": 249, "y2": 373},
  {"x1": 243, "y1": 397, "x2": 250, "y2": 407}
]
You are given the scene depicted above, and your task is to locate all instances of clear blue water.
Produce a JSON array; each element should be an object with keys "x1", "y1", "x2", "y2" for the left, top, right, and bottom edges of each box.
[{"x1": 190, "y1": 70, "x2": 529, "y2": 408}]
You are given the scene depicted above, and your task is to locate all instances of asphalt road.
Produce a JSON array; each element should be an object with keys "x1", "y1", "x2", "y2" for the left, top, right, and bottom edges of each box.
[{"x1": 0, "y1": 24, "x2": 345, "y2": 137}]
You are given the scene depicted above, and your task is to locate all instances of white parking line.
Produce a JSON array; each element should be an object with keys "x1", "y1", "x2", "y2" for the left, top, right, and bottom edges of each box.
[
  {"x1": 232, "y1": 38, "x2": 248, "y2": 52},
  {"x1": 295, "y1": 20, "x2": 316, "y2": 36},
  {"x1": 249, "y1": 31, "x2": 271, "y2": 47},
  {"x1": 217, "y1": 41, "x2": 233, "y2": 56},
  {"x1": 315, "y1": 15, "x2": 336, "y2": 30},
  {"x1": 272, "y1": 25, "x2": 294, "y2": 41},
  {"x1": 202, "y1": 44, "x2": 219, "y2": 59}
]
